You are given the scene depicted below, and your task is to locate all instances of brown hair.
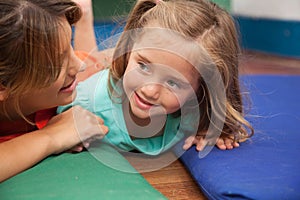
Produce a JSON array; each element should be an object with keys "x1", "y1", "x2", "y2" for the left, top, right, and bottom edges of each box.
[
  {"x1": 109, "y1": 0, "x2": 254, "y2": 141},
  {"x1": 0, "y1": 0, "x2": 82, "y2": 118}
]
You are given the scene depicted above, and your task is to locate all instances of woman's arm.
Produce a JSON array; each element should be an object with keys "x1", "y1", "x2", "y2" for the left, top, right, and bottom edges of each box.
[
  {"x1": 73, "y1": 0, "x2": 97, "y2": 53},
  {"x1": 0, "y1": 106, "x2": 108, "y2": 182}
]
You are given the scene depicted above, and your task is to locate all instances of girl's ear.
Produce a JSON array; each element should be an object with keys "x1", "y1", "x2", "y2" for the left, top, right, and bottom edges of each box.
[{"x1": 0, "y1": 85, "x2": 8, "y2": 101}]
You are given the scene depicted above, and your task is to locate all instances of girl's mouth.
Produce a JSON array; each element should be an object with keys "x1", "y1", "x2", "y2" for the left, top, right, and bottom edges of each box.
[
  {"x1": 60, "y1": 79, "x2": 77, "y2": 93},
  {"x1": 134, "y1": 92, "x2": 154, "y2": 110}
]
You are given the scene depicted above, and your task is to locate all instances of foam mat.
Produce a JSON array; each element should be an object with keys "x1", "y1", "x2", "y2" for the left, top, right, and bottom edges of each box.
[
  {"x1": 176, "y1": 75, "x2": 300, "y2": 199},
  {"x1": 0, "y1": 143, "x2": 166, "y2": 200}
]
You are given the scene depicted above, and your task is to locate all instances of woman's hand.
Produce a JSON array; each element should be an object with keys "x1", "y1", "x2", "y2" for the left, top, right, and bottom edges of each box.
[
  {"x1": 45, "y1": 105, "x2": 108, "y2": 154},
  {"x1": 0, "y1": 106, "x2": 108, "y2": 182}
]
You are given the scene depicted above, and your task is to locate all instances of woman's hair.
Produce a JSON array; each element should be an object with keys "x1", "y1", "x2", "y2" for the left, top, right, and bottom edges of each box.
[
  {"x1": 0, "y1": 0, "x2": 82, "y2": 118},
  {"x1": 110, "y1": 0, "x2": 254, "y2": 140}
]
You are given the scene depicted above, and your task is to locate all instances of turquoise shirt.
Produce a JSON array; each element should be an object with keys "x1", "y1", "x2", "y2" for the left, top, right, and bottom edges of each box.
[{"x1": 58, "y1": 69, "x2": 198, "y2": 155}]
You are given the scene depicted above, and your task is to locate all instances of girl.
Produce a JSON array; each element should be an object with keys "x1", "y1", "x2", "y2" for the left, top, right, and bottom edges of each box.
[
  {"x1": 59, "y1": 0, "x2": 254, "y2": 155},
  {"x1": 0, "y1": 0, "x2": 108, "y2": 182}
]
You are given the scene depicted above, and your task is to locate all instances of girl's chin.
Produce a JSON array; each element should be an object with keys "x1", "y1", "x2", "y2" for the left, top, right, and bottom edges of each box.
[
  {"x1": 131, "y1": 110, "x2": 150, "y2": 119},
  {"x1": 132, "y1": 109, "x2": 166, "y2": 119}
]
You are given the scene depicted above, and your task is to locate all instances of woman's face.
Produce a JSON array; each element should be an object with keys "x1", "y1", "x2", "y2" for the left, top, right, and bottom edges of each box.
[{"x1": 19, "y1": 18, "x2": 84, "y2": 115}]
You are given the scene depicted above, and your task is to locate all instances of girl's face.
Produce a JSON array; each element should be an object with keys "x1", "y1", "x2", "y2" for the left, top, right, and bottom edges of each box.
[
  {"x1": 123, "y1": 48, "x2": 199, "y2": 120},
  {"x1": 20, "y1": 19, "x2": 84, "y2": 114}
]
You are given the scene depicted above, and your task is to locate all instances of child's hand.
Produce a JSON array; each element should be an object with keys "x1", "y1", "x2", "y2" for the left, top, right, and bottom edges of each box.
[
  {"x1": 66, "y1": 140, "x2": 92, "y2": 153},
  {"x1": 45, "y1": 106, "x2": 108, "y2": 154},
  {"x1": 183, "y1": 133, "x2": 240, "y2": 151}
]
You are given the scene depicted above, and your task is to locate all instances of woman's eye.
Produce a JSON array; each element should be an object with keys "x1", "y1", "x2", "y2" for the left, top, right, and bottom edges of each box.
[{"x1": 167, "y1": 80, "x2": 180, "y2": 89}]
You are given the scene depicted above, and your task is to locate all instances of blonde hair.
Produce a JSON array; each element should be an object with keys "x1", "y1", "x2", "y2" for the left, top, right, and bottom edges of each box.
[
  {"x1": 0, "y1": 0, "x2": 82, "y2": 119},
  {"x1": 110, "y1": 0, "x2": 254, "y2": 141}
]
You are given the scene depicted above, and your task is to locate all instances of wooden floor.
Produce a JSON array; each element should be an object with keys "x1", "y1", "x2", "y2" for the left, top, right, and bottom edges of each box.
[
  {"x1": 126, "y1": 51, "x2": 300, "y2": 200},
  {"x1": 141, "y1": 159, "x2": 206, "y2": 199},
  {"x1": 125, "y1": 151, "x2": 206, "y2": 199},
  {"x1": 239, "y1": 51, "x2": 300, "y2": 75}
]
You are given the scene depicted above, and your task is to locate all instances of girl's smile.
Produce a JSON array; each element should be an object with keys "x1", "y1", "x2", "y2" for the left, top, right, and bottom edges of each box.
[
  {"x1": 133, "y1": 92, "x2": 155, "y2": 110},
  {"x1": 123, "y1": 47, "x2": 199, "y2": 122}
]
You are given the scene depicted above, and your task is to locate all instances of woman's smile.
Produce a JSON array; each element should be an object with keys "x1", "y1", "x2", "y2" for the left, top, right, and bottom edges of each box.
[{"x1": 60, "y1": 79, "x2": 78, "y2": 93}]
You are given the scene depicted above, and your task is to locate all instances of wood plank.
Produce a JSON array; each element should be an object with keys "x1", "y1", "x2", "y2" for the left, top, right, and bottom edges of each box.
[
  {"x1": 141, "y1": 160, "x2": 206, "y2": 200},
  {"x1": 240, "y1": 51, "x2": 300, "y2": 75},
  {"x1": 124, "y1": 152, "x2": 207, "y2": 199}
]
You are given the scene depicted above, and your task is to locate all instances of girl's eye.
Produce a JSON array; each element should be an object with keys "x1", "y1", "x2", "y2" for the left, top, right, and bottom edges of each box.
[
  {"x1": 138, "y1": 62, "x2": 151, "y2": 73},
  {"x1": 167, "y1": 80, "x2": 180, "y2": 89}
]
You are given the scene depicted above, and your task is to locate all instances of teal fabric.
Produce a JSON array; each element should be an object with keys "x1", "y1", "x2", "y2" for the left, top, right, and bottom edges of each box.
[
  {"x1": 58, "y1": 69, "x2": 197, "y2": 155},
  {"x1": 0, "y1": 143, "x2": 166, "y2": 200}
]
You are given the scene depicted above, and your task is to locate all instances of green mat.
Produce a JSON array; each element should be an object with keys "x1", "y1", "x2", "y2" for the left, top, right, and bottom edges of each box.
[{"x1": 0, "y1": 143, "x2": 166, "y2": 200}]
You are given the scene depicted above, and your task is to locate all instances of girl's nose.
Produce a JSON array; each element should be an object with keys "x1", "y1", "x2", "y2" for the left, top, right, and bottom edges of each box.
[{"x1": 140, "y1": 84, "x2": 161, "y2": 100}]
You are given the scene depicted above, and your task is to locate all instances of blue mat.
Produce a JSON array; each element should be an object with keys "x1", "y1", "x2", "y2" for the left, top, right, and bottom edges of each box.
[
  {"x1": 176, "y1": 75, "x2": 300, "y2": 199},
  {"x1": 92, "y1": 23, "x2": 300, "y2": 199}
]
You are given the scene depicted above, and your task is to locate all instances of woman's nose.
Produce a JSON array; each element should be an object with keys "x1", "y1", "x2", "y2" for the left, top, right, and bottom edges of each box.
[{"x1": 68, "y1": 50, "x2": 86, "y2": 76}]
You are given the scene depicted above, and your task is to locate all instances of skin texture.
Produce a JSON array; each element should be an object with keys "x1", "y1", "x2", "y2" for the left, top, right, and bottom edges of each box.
[
  {"x1": 73, "y1": 0, "x2": 97, "y2": 54},
  {"x1": 124, "y1": 49, "x2": 198, "y2": 122},
  {"x1": 73, "y1": 0, "x2": 242, "y2": 151},
  {"x1": 0, "y1": 16, "x2": 108, "y2": 182},
  {"x1": 122, "y1": 28, "x2": 240, "y2": 151}
]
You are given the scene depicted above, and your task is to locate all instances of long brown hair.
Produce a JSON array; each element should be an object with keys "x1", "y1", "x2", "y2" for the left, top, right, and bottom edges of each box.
[
  {"x1": 109, "y1": 0, "x2": 254, "y2": 141},
  {"x1": 0, "y1": 0, "x2": 82, "y2": 119}
]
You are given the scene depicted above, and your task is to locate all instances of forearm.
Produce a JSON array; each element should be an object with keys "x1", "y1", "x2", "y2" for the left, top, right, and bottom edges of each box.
[
  {"x1": 0, "y1": 130, "x2": 56, "y2": 182},
  {"x1": 74, "y1": 8, "x2": 97, "y2": 53},
  {"x1": 0, "y1": 106, "x2": 108, "y2": 182}
]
